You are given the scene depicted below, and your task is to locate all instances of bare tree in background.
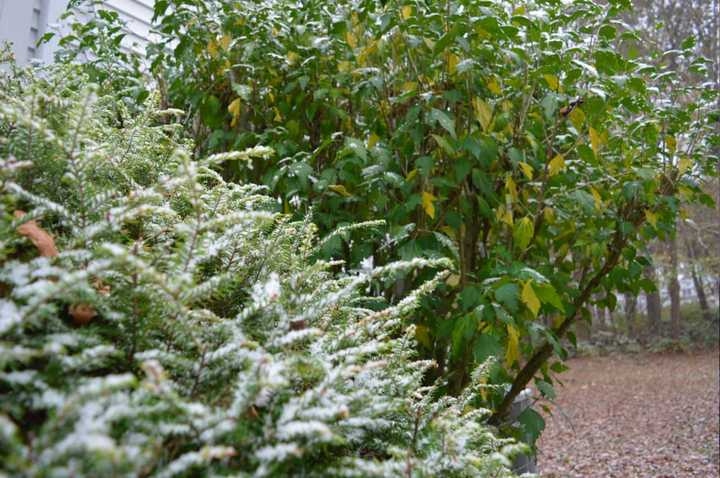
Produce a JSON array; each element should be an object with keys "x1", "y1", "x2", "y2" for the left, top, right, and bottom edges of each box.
[
  {"x1": 622, "y1": 0, "x2": 719, "y2": 333},
  {"x1": 668, "y1": 229, "x2": 681, "y2": 338}
]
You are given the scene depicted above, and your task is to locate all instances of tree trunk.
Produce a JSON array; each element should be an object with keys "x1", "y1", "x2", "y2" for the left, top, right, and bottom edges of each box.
[
  {"x1": 603, "y1": 306, "x2": 614, "y2": 333},
  {"x1": 624, "y1": 293, "x2": 637, "y2": 337},
  {"x1": 668, "y1": 233, "x2": 681, "y2": 339},
  {"x1": 684, "y1": 237, "x2": 714, "y2": 321},
  {"x1": 644, "y1": 264, "x2": 662, "y2": 332}
]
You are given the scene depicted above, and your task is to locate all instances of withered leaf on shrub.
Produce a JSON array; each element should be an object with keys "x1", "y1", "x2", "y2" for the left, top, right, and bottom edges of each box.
[{"x1": 15, "y1": 210, "x2": 100, "y2": 325}]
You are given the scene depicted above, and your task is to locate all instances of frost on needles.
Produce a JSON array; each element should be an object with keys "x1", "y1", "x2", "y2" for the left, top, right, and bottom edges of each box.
[{"x1": 0, "y1": 65, "x2": 522, "y2": 477}]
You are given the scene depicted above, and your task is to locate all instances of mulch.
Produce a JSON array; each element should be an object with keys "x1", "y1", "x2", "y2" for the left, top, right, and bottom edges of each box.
[{"x1": 537, "y1": 349, "x2": 720, "y2": 477}]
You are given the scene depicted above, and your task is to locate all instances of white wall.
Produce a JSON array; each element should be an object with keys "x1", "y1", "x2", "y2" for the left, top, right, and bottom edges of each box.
[
  {"x1": 99, "y1": 0, "x2": 156, "y2": 55},
  {"x1": 0, "y1": 0, "x2": 66, "y2": 65},
  {"x1": 0, "y1": 0, "x2": 156, "y2": 66}
]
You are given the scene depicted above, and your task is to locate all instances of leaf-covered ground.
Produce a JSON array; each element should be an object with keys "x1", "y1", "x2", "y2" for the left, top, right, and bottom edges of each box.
[{"x1": 538, "y1": 349, "x2": 719, "y2": 477}]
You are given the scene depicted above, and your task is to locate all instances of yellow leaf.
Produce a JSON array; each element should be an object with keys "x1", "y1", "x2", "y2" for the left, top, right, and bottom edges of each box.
[
  {"x1": 273, "y1": 107, "x2": 282, "y2": 122},
  {"x1": 505, "y1": 175, "x2": 518, "y2": 201},
  {"x1": 415, "y1": 325, "x2": 432, "y2": 349},
  {"x1": 505, "y1": 324, "x2": 520, "y2": 368},
  {"x1": 207, "y1": 39, "x2": 219, "y2": 58},
  {"x1": 487, "y1": 77, "x2": 502, "y2": 95},
  {"x1": 548, "y1": 154, "x2": 565, "y2": 176},
  {"x1": 478, "y1": 374, "x2": 489, "y2": 401},
  {"x1": 589, "y1": 127, "x2": 604, "y2": 157},
  {"x1": 440, "y1": 225, "x2": 455, "y2": 238},
  {"x1": 645, "y1": 209, "x2": 658, "y2": 228},
  {"x1": 496, "y1": 205, "x2": 514, "y2": 226},
  {"x1": 329, "y1": 184, "x2": 352, "y2": 197},
  {"x1": 590, "y1": 187, "x2": 603, "y2": 210},
  {"x1": 228, "y1": 98, "x2": 242, "y2": 127},
  {"x1": 521, "y1": 281, "x2": 541, "y2": 317},
  {"x1": 358, "y1": 42, "x2": 377, "y2": 66},
  {"x1": 402, "y1": 81, "x2": 417, "y2": 93},
  {"x1": 422, "y1": 191, "x2": 436, "y2": 219},
  {"x1": 678, "y1": 184, "x2": 693, "y2": 200},
  {"x1": 401, "y1": 5, "x2": 413, "y2": 19},
  {"x1": 472, "y1": 97, "x2": 493, "y2": 132},
  {"x1": 423, "y1": 37, "x2": 435, "y2": 49},
  {"x1": 367, "y1": 132, "x2": 379, "y2": 148},
  {"x1": 569, "y1": 107, "x2": 585, "y2": 130},
  {"x1": 405, "y1": 169, "x2": 418, "y2": 182},
  {"x1": 448, "y1": 53, "x2": 460, "y2": 74},
  {"x1": 519, "y1": 162, "x2": 533, "y2": 180},
  {"x1": 219, "y1": 34, "x2": 231, "y2": 50},
  {"x1": 513, "y1": 216, "x2": 535, "y2": 251},
  {"x1": 543, "y1": 74, "x2": 559, "y2": 91},
  {"x1": 678, "y1": 156, "x2": 693, "y2": 175},
  {"x1": 446, "y1": 274, "x2": 461, "y2": 287},
  {"x1": 287, "y1": 51, "x2": 300, "y2": 64},
  {"x1": 338, "y1": 61, "x2": 352, "y2": 73},
  {"x1": 666, "y1": 135, "x2": 677, "y2": 154},
  {"x1": 345, "y1": 31, "x2": 357, "y2": 49},
  {"x1": 543, "y1": 206, "x2": 555, "y2": 223}
]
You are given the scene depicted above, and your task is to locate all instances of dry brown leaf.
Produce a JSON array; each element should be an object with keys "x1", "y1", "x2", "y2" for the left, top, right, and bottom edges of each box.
[
  {"x1": 69, "y1": 304, "x2": 98, "y2": 326},
  {"x1": 15, "y1": 210, "x2": 105, "y2": 326},
  {"x1": 14, "y1": 210, "x2": 59, "y2": 257}
]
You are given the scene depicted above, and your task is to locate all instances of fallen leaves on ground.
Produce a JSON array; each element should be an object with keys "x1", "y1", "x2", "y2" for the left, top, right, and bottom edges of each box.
[{"x1": 539, "y1": 349, "x2": 719, "y2": 477}]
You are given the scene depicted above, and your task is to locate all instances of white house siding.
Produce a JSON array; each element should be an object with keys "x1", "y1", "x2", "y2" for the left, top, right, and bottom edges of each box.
[
  {"x1": 0, "y1": 0, "x2": 64, "y2": 65},
  {"x1": 0, "y1": 0, "x2": 156, "y2": 66},
  {"x1": 99, "y1": 0, "x2": 156, "y2": 55}
]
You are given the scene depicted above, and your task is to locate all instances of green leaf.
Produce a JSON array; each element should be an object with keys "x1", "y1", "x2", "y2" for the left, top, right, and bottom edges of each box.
[
  {"x1": 495, "y1": 283, "x2": 520, "y2": 312},
  {"x1": 452, "y1": 313, "x2": 478, "y2": 359},
  {"x1": 517, "y1": 408, "x2": 545, "y2": 447},
  {"x1": 534, "y1": 283, "x2": 565, "y2": 312},
  {"x1": 599, "y1": 24, "x2": 616, "y2": 40},
  {"x1": 550, "y1": 361, "x2": 569, "y2": 373},
  {"x1": 430, "y1": 108, "x2": 457, "y2": 139},
  {"x1": 432, "y1": 134, "x2": 455, "y2": 156},
  {"x1": 474, "y1": 333, "x2": 502, "y2": 363},
  {"x1": 199, "y1": 95, "x2": 222, "y2": 128},
  {"x1": 454, "y1": 157, "x2": 472, "y2": 182},
  {"x1": 433, "y1": 23, "x2": 464, "y2": 54},
  {"x1": 536, "y1": 379, "x2": 556, "y2": 400}
]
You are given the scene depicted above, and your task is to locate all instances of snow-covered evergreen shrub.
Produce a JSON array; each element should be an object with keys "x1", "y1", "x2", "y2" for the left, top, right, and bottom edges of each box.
[{"x1": 0, "y1": 66, "x2": 521, "y2": 477}]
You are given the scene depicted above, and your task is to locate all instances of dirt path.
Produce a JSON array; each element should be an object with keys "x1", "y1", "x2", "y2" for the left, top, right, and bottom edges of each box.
[{"x1": 538, "y1": 350, "x2": 719, "y2": 477}]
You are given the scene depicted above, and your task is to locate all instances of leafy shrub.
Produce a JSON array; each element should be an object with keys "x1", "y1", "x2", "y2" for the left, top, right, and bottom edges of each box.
[
  {"x1": 0, "y1": 65, "x2": 525, "y2": 477},
  {"x1": 148, "y1": 0, "x2": 719, "y2": 422}
]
